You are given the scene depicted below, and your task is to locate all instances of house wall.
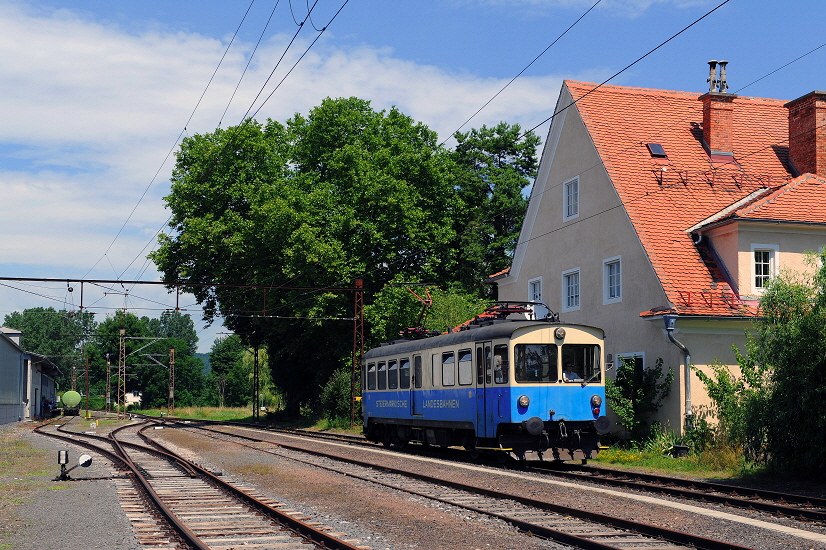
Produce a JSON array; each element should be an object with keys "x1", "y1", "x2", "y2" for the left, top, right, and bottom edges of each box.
[
  {"x1": 707, "y1": 222, "x2": 826, "y2": 298},
  {"x1": 500, "y1": 91, "x2": 755, "y2": 435},
  {"x1": 0, "y1": 337, "x2": 23, "y2": 425}
]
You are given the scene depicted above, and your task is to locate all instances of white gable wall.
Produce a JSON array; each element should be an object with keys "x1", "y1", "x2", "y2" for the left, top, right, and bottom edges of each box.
[{"x1": 499, "y1": 85, "x2": 751, "y2": 434}]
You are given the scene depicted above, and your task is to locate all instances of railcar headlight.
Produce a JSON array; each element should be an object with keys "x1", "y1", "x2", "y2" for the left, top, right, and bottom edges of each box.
[
  {"x1": 591, "y1": 394, "x2": 603, "y2": 417},
  {"x1": 517, "y1": 395, "x2": 530, "y2": 408}
]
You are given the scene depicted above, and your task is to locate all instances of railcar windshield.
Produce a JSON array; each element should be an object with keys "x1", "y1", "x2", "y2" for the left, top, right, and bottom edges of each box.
[
  {"x1": 561, "y1": 344, "x2": 601, "y2": 383},
  {"x1": 366, "y1": 363, "x2": 376, "y2": 390},
  {"x1": 515, "y1": 344, "x2": 558, "y2": 383},
  {"x1": 493, "y1": 344, "x2": 509, "y2": 384}
]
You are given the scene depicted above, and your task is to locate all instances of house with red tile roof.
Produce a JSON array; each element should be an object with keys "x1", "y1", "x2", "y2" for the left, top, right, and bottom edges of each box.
[{"x1": 493, "y1": 72, "x2": 826, "y2": 435}]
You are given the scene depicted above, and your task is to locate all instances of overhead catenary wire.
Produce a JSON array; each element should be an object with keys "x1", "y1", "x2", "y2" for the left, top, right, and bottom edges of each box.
[
  {"x1": 471, "y1": 37, "x2": 826, "y2": 238},
  {"x1": 522, "y1": 0, "x2": 732, "y2": 138},
  {"x1": 82, "y1": 0, "x2": 259, "y2": 282},
  {"x1": 115, "y1": 1, "x2": 349, "y2": 312},
  {"x1": 439, "y1": 0, "x2": 602, "y2": 147}
]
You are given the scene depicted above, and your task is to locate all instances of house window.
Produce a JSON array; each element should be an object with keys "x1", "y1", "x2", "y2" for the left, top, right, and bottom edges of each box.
[
  {"x1": 527, "y1": 277, "x2": 548, "y2": 319},
  {"x1": 564, "y1": 177, "x2": 579, "y2": 221},
  {"x1": 751, "y1": 244, "x2": 778, "y2": 293},
  {"x1": 617, "y1": 353, "x2": 644, "y2": 371},
  {"x1": 562, "y1": 268, "x2": 580, "y2": 311},
  {"x1": 603, "y1": 256, "x2": 621, "y2": 304},
  {"x1": 528, "y1": 278, "x2": 542, "y2": 302}
]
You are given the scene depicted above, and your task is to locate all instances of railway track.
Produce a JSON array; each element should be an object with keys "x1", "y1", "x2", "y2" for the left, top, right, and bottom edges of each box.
[
  {"x1": 35, "y1": 417, "x2": 370, "y2": 549},
  {"x1": 198, "y1": 421, "x2": 826, "y2": 524},
  {"x1": 529, "y1": 461, "x2": 826, "y2": 522},
  {"x1": 162, "y1": 421, "x2": 755, "y2": 550}
]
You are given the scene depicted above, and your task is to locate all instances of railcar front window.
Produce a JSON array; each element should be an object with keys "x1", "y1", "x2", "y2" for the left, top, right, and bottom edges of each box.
[
  {"x1": 493, "y1": 345, "x2": 509, "y2": 384},
  {"x1": 442, "y1": 352, "x2": 455, "y2": 386},
  {"x1": 400, "y1": 358, "x2": 410, "y2": 389},
  {"x1": 367, "y1": 363, "x2": 376, "y2": 390},
  {"x1": 378, "y1": 361, "x2": 387, "y2": 390},
  {"x1": 561, "y1": 344, "x2": 601, "y2": 383},
  {"x1": 458, "y1": 349, "x2": 473, "y2": 385},
  {"x1": 388, "y1": 360, "x2": 398, "y2": 389},
  {"x1": 515, "y1": 344, "x2": 558, "y2": 383}
]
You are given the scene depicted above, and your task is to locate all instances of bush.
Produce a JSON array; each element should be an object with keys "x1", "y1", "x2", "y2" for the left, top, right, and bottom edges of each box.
[
  {"x1": 606, "y1": 357, "x2": 674, "y2": 441},
  {"x1": 319, "y1": 367, "x2": 356, "y2": 424}
]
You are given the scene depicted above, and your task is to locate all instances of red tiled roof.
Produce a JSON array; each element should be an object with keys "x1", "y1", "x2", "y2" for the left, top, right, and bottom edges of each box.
[
  {"x1": 731, "y1": 173, "x2": 826, "y2": 222},
  {"x1": 487, "y1": 267, "x2": 510, "y2": 280},
  {"x1": 565, "y1": 81, "x2": 805, "y2": 317}
]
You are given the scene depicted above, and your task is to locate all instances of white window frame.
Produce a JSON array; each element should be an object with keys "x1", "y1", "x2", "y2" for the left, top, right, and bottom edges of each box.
[
  {"x1": 561, "y1": 267, "x2": 580, "y2": 312},
  {"x1": 527, "y1": 276, "x2": 548, "y2": 320},
  {"x1": 528, "y1": 277, "x2": 542, "y2": 302},
  {"x1": 617, "y1": 352, "x2": 645, "y2": 370},
  {"x1": 563, "y1": 176, "x2": 579, "y2": 221},
  {"x1": 750, "y1": 243, "x2": 779, "y2": 294},
  {"x1": 603, "y1": 256, "x2": 622, "y2": 304}
]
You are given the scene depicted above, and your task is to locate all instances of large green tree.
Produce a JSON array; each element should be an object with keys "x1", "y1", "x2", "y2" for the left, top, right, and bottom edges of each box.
[
  {"x1": 150, "y1": 98, "x2": 538, "y2": 414},
  {"x1": 84, "y1": 311, "x2": 204, "y2": 409},
  {"x1": 209, "y1": 334, "x2": 249, "y2": 407},
  {"x1": 451, "y1": 122, "x2": 540, "y2": 294}
]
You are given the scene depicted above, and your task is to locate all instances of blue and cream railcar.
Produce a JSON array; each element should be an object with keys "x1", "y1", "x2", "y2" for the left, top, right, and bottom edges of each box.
[{"x1": 361, "y1": 320, "x2": 610, "y2": 460}]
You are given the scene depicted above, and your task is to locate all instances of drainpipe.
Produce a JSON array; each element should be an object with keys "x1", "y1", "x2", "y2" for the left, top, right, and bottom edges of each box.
[{"x1": 663, "y1": 314, "x2": 693, "y2": 431}]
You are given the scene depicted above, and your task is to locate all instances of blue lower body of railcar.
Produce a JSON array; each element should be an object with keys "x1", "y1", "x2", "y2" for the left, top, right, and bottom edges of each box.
[
  {"x1": 363, "y1": 385, "x2": 609, "y2": 460},
  {"x1": 494, "y1": 384, "x2": 608, "y2": 460}
]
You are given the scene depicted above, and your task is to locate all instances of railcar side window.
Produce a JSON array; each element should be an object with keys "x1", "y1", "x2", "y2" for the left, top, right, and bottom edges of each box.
[
  {"x1": 432, "y1": 354, "x2": 439, "y2": 388},
  {"x1": 367, "y1": 363, "x2": 376, "y2": 390},
  {"x1": 378, "y1": 361, "x2": 387, "y2": 390},
  {"x1": 442, "y1": 351, "x2": 455, "y2": 386},
  {"x1": 388, "y1": 359, "x2": 398, "y2": 389},
  {"x1": 414, "y1": 356, "x2": 422, "y2": 388},
  {"x1": 493, "y1": 345, "x2": 509, "y2": 384},
  {"x1": 561, "y1": 344, "x2": 601, "y2": 383},
  {"x1": 400, "y1": 358, "x2": 410, "y2": 389},
  {"x1": 514, "y1": 344, "x2": 558, "y2": 383},
  {"x1": 458, "y1": 349, "x2": 473, "y2": 385}
]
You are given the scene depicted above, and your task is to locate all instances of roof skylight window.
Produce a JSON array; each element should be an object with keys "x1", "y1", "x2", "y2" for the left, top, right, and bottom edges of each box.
[{"x1": 646, "y1": 143, "x2": 667, "y2": 158}]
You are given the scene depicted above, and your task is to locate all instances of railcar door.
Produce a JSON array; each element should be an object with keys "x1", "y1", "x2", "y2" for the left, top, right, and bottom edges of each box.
[
  {"x1": 475, "y1": 342, "x2": 491, "y2": 438},
  {"x1": 410, "y1": 354, "x2": 423, "y2": 416}
]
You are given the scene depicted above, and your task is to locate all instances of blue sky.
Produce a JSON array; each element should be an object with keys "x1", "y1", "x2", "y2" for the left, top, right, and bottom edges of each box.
[{"x1": 1, "y1": 0, "x2": 824, "y2": 352}]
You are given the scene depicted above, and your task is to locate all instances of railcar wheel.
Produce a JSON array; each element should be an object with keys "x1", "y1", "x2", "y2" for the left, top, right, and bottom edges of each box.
[
  {"x1": 467, "y1": 447, "x2": 480, "y2": 460},
  {"x1": 496, "y1": 451, "x2": 510, "y2": 464}
]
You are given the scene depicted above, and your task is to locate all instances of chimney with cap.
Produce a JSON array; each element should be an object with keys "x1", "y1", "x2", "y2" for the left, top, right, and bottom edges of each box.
[
  {"x1": 699, "y1": 60, "x2": 737, "y2": 156},
  {"x1": 785, "y1": 91, "x2": 826, "y2": 178}
]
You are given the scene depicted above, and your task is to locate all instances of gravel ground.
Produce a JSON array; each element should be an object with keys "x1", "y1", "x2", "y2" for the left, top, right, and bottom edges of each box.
[
  {"x1": 7, "y1": 419, "x2": 826, "y2": 550},
  {"x1": 1, "y1": 421, "x2": 141, "y2": 550},
  {"x1": 154, "y1": 427, "x2": 571, "y2": 549},
  {"x1": 163, "y1": 426, "x2": 826, "y2": 550}
]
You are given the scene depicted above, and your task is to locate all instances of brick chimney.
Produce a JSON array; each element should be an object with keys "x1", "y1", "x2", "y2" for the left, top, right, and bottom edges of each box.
[
  {"x1": 698, "y1": 60, "x2": 737, "y2": 157},
  {"x1": 699, "y1": 92, "x2": 737, "y2": 154},
  {"x1": 785, "y1": 91, "x2": 826, "y2": 178}
]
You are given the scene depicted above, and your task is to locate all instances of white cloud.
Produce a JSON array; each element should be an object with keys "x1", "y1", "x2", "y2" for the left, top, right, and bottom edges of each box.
[
  {"x1": 0, "y1": 2, "x2": 586, "y2": 351},
  {"x1": 459, "y1": 0, "x2": 711, "y2": 17}
]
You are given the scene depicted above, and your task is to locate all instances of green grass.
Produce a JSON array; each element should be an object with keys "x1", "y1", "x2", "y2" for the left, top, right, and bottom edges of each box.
[
  {"x1": 594, "y1": 444, "x2": 759, "y2": 479},
  {"x1": 137, "y1": 406, "x2": 260, "y2": 422}
]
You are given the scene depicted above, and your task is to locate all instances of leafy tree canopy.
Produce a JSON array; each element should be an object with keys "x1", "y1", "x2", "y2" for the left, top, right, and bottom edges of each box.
[{"x1": 150, "y1": 97, "x2": 538, "y2": 414}]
